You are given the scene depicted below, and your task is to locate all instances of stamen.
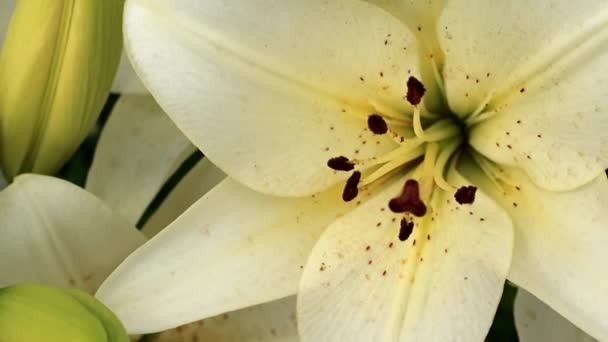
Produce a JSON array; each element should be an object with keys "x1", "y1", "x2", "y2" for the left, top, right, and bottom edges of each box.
[
  {"x1": 433, "y1": 137, "x2": 462, "y2": 191},
  {"x1": 454, "y1": 186, "x2": 477, "y2": 204},
  {"x1": 406, "y1": 76, "x2": 426, "y2": 106},
  {"x1": 342, "y1": 171, "x2": 361, "y2": 202},
  {"x1": 359, "y1": 145, "x2": 425, "y2": 186},
  {"x1": 469, "y1": 149, "x2": 520, "y2": 187},
  {"x1": 413, "y1": 116, "x2": 460, "y2": 142},
  {"x1": 466, "y1": 109, "x2": 498, "y2": 126},
  {"x1": 418, "y1": 142, "x2": 440, "y2": 202},
  {"x1": 367, "y1": 114, "x2": 388, "y2": 134},
  {"x1": 355, "y1": 138, "x2": 425, "y2": 167},
  {"x1": 388, "y1": 179, "x2": 427, "y2": 216},
  {"x1": 398, "y1": 218, "x2": 414, "y2": 241},
  {"x1": 412, "y1": 105, "x2": 425, "y2": 139},
  {"x1": 327, "y1": 156, "x2": 354, "y2": 171}
]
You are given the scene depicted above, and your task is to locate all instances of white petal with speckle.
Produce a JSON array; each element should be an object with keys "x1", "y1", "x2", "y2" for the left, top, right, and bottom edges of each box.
[
  {"x1": 123, "y1": 0, "x2": 420, "y2": 196},
  {"x1": 97, "y1": 178, "x2": 364, "y2": 334},
  {"x1": 471, "y1": 167, "x2": 608, "y2": 340},
  {"x1": 469, "y1": 37, "x2": 608, "y2": 191},
  {"x1": 440, "y1": 0, "x2": 608, "y2": 117},
  {"x1": 298, "y1": 169, "x2": 513, "y2": 342}
]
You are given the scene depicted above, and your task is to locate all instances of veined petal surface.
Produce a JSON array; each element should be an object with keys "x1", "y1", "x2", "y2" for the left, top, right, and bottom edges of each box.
[
  {"x1": 123, "y1": 0, "x2": 422, "y2": 196},
  {"x1": 97, "y1": 178, "x2": 365, "y2": 333},
  {"x1": 298, "y1": 170, "x2": 513, "y2": 341}
]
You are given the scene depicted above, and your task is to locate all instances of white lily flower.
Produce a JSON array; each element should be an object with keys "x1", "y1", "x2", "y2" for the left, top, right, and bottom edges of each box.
[{"x1": 96, "y1": 0, "x2": 608, "y2": 340}]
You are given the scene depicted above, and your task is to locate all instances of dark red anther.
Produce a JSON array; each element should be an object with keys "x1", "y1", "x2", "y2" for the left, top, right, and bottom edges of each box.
[
  {"x1": 388, "y1": 179, "x2": 427, "y2": 216},
  {"x1": 454, "y1": 186, "x2": 477, "y2": 205},
  {"x1": 367, "y1": 114, "x2": 388, "y2": 135},
  {"x1": 398, "y1": 218, "x2": 414, "y2": 241},
  {"x1": 406, "y1": 76, "x2": 426, "y2": 106},
  {"x1": 342, "y1": 171, "x2": 361, "y2": 202},
  {"x1": 327, "y1": 156, "x2": 354, "y2": 171}
]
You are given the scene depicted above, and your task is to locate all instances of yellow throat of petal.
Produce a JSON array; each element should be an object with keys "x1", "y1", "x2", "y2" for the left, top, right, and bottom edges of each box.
[
  {"x1": 0, "y1": 283, "x2": 129, "y2": 342},
  {"x1": 326, "y1": 76, "x2": 481, "y2": 235},
  {"x1": 0, "y1": 0, "x2": 124, "y2": 180}
]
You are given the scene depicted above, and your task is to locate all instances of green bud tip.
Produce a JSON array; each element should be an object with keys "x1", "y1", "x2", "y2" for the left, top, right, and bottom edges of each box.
[{"x1": 0, "y1": 283, "x2": 129, "y2": 342}]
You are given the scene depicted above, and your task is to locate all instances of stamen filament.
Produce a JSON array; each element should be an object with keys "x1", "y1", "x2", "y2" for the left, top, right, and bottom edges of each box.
[
  {"x1": 466, "y1": 92, "x2": 494, "y2": 122},
  {"x1": 360, "y1": 145, "x2": 425, "y2": 186},
  {"x1": 355, "y1": 138, "x2": 425, "y2": 167},
  {"x1": 433, "y1": 137, "x2": 463, "y2": 191},
  {"x1": 413, "y1": 113, "x2": 460, "y2": 142},
  {"x1": 418, "y1": 142, "x2": 440, "y2": 202},
  {"x1": 468, "y1": 148, "x2": 519, "y2": 187},
  {"x1": 466, "y1": 109, "x2": 498, "y2": 126},
  {"x1": 413, "y1": 106, "x2": 425, "y2": 139}
]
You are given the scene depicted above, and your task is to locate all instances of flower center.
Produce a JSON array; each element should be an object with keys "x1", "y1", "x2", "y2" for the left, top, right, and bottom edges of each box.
[{"x1": 327, "y1": 76, "x2": 478, "y2": 240}]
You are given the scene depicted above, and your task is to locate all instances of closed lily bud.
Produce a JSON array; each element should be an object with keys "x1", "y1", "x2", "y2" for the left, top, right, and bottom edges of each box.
[
  {"x1": 0, "y1": 0, "x2": 123, "y2": 179},
  {"x1": 0, "y1": 283, "x2": 129, "y2": 342}
]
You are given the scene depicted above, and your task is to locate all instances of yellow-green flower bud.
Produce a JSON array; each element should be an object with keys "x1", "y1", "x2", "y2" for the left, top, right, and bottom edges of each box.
[
  {"x1": 0, "y1": 0, "x2": 124, "y2": 179},
  {"x1": 0, "y1": 283, "x2": 129, "y2": 342}
]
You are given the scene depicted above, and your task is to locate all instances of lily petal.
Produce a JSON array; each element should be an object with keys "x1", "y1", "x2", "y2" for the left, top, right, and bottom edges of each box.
[
  {"x1": 363, "y1": 0, "x2": 445, "y2": 36},
  {"x1": 142, "y1": 158, "x2": 226, "y2": 238},
  {"x1": 86, "y1": 95, "x2": 195, "y2": 226},
  {"x1": 148, "y1": 297, "x2": 298, "y2": 342},
  {"x1": 508, "y1": 172, "x2": 608, "y2": 340},
  {"x1": 469, "y1": 36, "x2": 608, "y2": 190},
  {"x1": 111, "y1": 52, "x2": 148, "y2": 94},
  {"x1": 465, "y1": 164, "x2": 608, "y2": 340},
  {"x1": 0, "y1": 174, "x2": 145, "y2": 293},
  {"x1": 297, "y1": 170, "x2": 513, "y2": 341},
  {"x1": 440, "y1": 0, "x2": 608, "y2": 118},
  {"x1": 515, "y1": 289, "x2": 597, "y2": 342},
  {"x1": 96, "y1": 179, "x2": 360, "y2": 334},
  {"x1": 123, "y1": 0, "x2": 421, "y2": 196},
  {"x1": 361, "y1": 0, "x2": 447, "y2": 111}
]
